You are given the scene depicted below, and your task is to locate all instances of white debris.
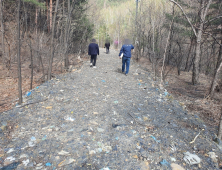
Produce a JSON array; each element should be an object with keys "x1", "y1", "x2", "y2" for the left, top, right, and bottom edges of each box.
[{"x1": 183, "y1": 152, "x2": 201, "y2": 165}]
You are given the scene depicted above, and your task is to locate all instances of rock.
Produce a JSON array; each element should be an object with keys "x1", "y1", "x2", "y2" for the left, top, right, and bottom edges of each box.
[
  {"x1": 4, "y1": 156, "x2": 16, "y2": 166},
  {"x1": 140, "y1": 161, "x2": 150, "y2": 170},
  {"x1": 171, "y1": 163, "x2": 185, "y2": 170},
  {"x1": 89, "y1": 150, "x2": 96, "y2": 155}
]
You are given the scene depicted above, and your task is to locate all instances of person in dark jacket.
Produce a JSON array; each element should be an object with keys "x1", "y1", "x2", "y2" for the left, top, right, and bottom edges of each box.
[
  {"x1": 88, "y1": 39, "x2": 99, "y2": 68},
  {"x1": 119, "y1": 39, "x2": 134, "y2": 75},
  {"x1": 105, "y1": 42, "x2": 110, "y2": 54}
]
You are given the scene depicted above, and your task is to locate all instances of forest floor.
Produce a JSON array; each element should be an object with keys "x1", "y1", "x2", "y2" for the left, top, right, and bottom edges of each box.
[
  {"x1": 0, "y1": 48, "x2": 222, "y2": 169},
  {"x1": 138, "y1": 57, "x2": 222, "y2": 128}
]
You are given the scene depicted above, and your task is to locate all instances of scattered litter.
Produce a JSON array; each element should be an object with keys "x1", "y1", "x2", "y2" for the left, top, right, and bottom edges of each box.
[
  {"x1": 45, "y1": 162, "x2": 52, "y2": 166},
  {"x1": 7, "y1": 148, "x2": 14, "y2": 154},
  {"x1": 100, "y1": 168, "x2": 110, "y2": 170},
  {"x1": 22, "y1": 159, "x2": 29, "y2": 166},
  {"x1": 183, "y1": 152, "x2": 201, "y2": 165},
  {"x1": 89, "y1": 150, "x2": 96, "y2": 155},
  {"x1": 164, "y1": 91, "x2": 168, "y2": 96},
  {"x1": 28, "y1": 139, "x2": 36, "y2": 147},
  {"x1": 42, "y1": 135, "x2": 47, "y2": 140},
  {"x1": 58, "y1": 150, "x2": 70, "y2": 156},
  {"x1": 102, "y1": 80, "x2": 106, "y2": 82},
  {"x1": 27, "y1": 91, "x2": 32, "y2": 97},
  {"x1": 19, "y1": 154, "x2": 28, "y2": 159},
  {"x1": 170, "y1": 157, "x2": 176, "y2": 162},
  {"x1": 208, "y1": 152, "x2": 218, "y2": 163},
  {"x1": 31, "y1": 136, "x2": 36, "y2": 141},
  {"x1": 64, "y1": 116, "x2": 75, "y2": 121},
  {"x1": 5, "y1": 156, "x2": 15, "y2": 162},
  {"x1": 58, "y1": 159, "x2": 75, "y2": 167},
  {"x1": 97, "y1": 128, "x2": 105, "y2": 132},
  {"x1": 150, "y1": 135, "x2": 160, "y2": 143},
  {"x1": 114, "y1": 101, "x2": 118, "y2": 104},
  {"x1": 45, "y1": 106, "x2": 52, "y2": 109},
  {"x1": 160, "y1": 159, "x2": 170, "y2": 167}
]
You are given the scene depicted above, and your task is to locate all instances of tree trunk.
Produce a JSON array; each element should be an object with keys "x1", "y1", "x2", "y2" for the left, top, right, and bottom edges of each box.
[
  {"x1": 48, "y1": 0, "x2": 59, "y2": 80},
  {"x1": 17, "y1": 0, "x2": 22, "y2": 104},
  {"x1": 49, "y1": 0, "x2": 52, "y2": 31},
  {"x1": 28, "y1": 37, "x2": 33, "y2": 90},
  {"x1": 161, "y1": 4, "x2": 175, "y2": 83},
  {"x1": 218, "y1": 108, "x2": 222, "y2": 139},
  {"x1": 216, "y1": 27, "x2": 222, "y2": 72},
  {"x1": 46, "y1": 0, "x2": 49, "y2": 32},
  {"x1": 192, "y1": 0, "x2": 212, "y2": 85},
  {"x1": 64, "y1": 0, "x2": 71, "y2": 70},
  {"x1": 209, "y1": 59, "x2": 222, "y2": 98},
  {"x1": 35, "y1": 0, "x2": 38, "y2": 34},
  {"x1": 0, "y1": 0, "x2": 5, "y2": 63},
  {"x1": 185, "y1": 38, "x2": 194, "y2": 71}
]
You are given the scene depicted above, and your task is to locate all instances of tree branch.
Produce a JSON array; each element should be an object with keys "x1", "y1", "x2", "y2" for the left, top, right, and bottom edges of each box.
[
  {"x1": 204, "y1": 15, "x2": 222, "y2": 24},
  {"x1": 169, "y1": 0, "x2": 197, "y2": 37}
]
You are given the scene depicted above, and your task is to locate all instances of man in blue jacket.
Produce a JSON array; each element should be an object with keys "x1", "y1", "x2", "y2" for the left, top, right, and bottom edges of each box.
[
  {"x1": 119, "y1": 39, "x2": 134, "y2": 75},
  {"x1": 88, "y1": 39, "x2": 99, "y2": 68}
]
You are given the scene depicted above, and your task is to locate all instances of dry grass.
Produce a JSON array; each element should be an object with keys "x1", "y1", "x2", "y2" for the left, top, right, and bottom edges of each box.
[
  {"x1": 0, "y1": 54, "x2": 87, "y2": 113},
  {"x1": 138, "y1": 56, "x2": 222, "y2": 127}
]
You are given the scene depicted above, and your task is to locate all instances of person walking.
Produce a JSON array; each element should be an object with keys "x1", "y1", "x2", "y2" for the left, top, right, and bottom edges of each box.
[
  {"x1": 88, "y1": 39, "x2": 99, "y2": 68},
  {"x1": 119, "y1": 39, "x2": 134, "y2": 75},
  {"x1": 105, "y1": 41, "x2": 110, "y2": 54}
]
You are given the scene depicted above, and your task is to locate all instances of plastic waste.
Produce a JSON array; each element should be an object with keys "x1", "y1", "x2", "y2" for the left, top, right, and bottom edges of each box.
[
  {"x1": 150, "y1": 135, "x2": 160, "y2": 143},
  {"x1": 183, "y1": 152, "x2": 201, "y2": 165},
  {"x1": 27, "y1": 91, "x2": 32, "y2": 97},
  {"x1": 100, "y1": 168, "x2": 110, "y2": 170},
  {"x1": 97, "y1": 128, "x2": 104, "y2": 132},
  {"x1": 64, "y1": 116, "x2": 75, "y2": 121},
  {"x1": 58, "y1": 150, "x2": 70, "y2": 156},
  {"x1": 22, "y1": 159, "x2": 29, "y2": 166},
  {"x1": 58, "y1": 159, "x2": 75, "y2": 167},
  {"x1": 42, "y1": 135, "x2": 47, "y2": 140},
  {"x1": 45, "y1": 162, "x2": 52, "y2": 166},
  {"x1": 160, "y1": 159, "x2": 170, "y2": 167}
]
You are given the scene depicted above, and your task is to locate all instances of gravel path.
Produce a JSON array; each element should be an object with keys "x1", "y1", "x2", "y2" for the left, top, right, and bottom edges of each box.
[{"x1": 0, "y1": 48, "x2": 221, "y2": 170}]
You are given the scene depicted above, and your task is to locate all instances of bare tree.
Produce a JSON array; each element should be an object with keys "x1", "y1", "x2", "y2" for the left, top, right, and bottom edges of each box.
[
  {"x1": 169, "y1": 0, "x2": 213, "y2": 85},
  {"x1": 217, "y1": 108, "x2": 222, "y2": 139},
  {"x1": 17, "y1": 0, "x2": 22, "y2": 104},
  {"x1": 0, "y1": 0, "x2": 5, "y2": 63},
  {"x1": 161, "y1": 5, "x2": 175, "y2": 84},
  {"x1": 47, "y1": 0, "x2": 59, "y2": 80}
]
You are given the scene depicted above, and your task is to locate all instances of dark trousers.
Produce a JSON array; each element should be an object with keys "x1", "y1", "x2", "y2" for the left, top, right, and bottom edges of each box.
[
  {"x1": 106, "y1": 47, "x2": 109, "y2": 54},
  {"x1": 122, "y1": 57, "x2": 131, "y2": 74},
  {"x1": 91, "y1": 55, "x2": 97, "y2": 66}
]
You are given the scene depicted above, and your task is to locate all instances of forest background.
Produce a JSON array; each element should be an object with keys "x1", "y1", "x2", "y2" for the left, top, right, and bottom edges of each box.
[{"x1": 0, "y1": 0, "x2": 222, "y2": 134}]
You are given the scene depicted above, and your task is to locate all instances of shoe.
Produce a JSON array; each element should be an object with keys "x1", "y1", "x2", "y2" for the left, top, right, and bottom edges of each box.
[
  {"x1": 90, "y1": 63, "x2": 92, "y2": 67},
  {"x1": 125, "y1": 73, "x2": 127, "y2": 76},
  {"x1": 93, "y1": 66, "x2": 96, "y2": 68}
]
